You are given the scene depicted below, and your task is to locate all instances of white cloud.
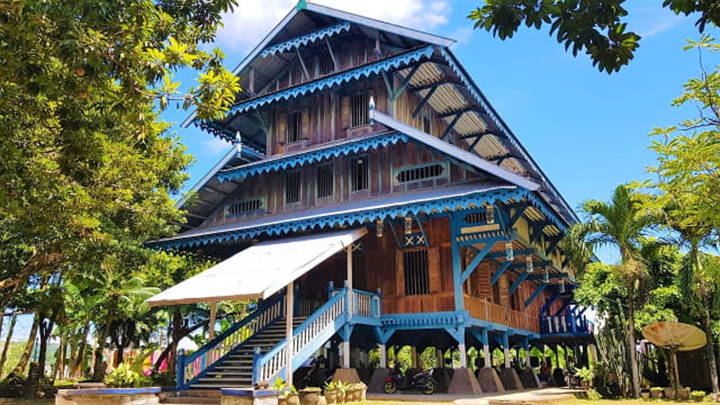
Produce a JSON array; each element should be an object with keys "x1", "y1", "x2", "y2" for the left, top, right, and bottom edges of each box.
[
  {"x1": 216, "y1": 0, "x2": 452, "y2": 53},
  {"x1": 638, "y1": 13, "x2": 684, "y2": 38},
  {"x1": 202, "y1": 137, "x2": 233, "y2": 155}
]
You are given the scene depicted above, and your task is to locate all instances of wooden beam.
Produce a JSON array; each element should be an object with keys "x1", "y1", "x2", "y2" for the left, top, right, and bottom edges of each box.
[
  {"x1": 409, "y1": 78, "x2": 461, "y2": 92},
  {"x1": 491, "y1": 153, "x2": 517, "y2": 164},
  {"x1": 461, "y1": 241, "x2": 495, "y2": 282},
  {"x1": 529, "y1": 221, "x2": 549, "y2": 244},
  {"x1": 296, "y1": 48, "x2": 310, "y2": 81},
  {"x1": 440, "y1": 112, "x2": 463, "y2": 140},
  {"x1": 391, "y1": 63, "x2": 421, "y2": 101},
  {"x1": 439, "y1": 106, "x2": 476, "y2": 119},
  {"x1": 325, "y1": 37, "x2": 338, "y2": 72},
  {"x1": 491, "y1": 260, "x2": 513, "y2": 285},
  {"x1": 509, "y1": 271, "x2": 530, "y2": 295},
  {"x1": 525, "y1": 283, "x2": 548, "y2": 308},
  {"x1": 412, "y1": 85, "x2": 438, "y2": 118}
]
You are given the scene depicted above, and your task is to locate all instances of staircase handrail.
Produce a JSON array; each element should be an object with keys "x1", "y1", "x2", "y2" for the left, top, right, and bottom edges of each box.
[
  {"x1": 254, "y1": 288, "x2": 348, "y2": 384},
  {"x1": 177, "y1": 292, "x2": 285, "y2": 387}
]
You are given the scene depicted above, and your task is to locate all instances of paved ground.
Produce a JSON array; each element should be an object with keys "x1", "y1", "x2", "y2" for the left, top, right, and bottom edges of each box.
[{"x1": 368, "y1": 387, "x2": 583, "y2": 404}]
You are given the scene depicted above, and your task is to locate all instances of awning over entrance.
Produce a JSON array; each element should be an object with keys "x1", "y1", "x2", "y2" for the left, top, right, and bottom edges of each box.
[{"x1": 147, "y1": 228, "x2": 366, "y2": 307}]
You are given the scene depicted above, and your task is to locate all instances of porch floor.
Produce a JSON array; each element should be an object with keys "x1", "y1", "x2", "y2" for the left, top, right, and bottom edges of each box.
[{"x1": 367, "y1": 387, "x2": 582, "y2": 404}]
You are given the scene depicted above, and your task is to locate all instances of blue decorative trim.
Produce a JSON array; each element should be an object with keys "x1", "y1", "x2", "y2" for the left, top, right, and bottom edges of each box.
[
  {"x1": 154, "y1": 187, "x2": 526, "y2": 250},
  {"x1": 228, "y1": 46, "x2": 435, "y2": 115},
  {"x1": 261, "y1": 22, "x2": 351, "y2": 57},
  {"x1": 218, "y1": 132, "x2": 408, "y2": 183}
]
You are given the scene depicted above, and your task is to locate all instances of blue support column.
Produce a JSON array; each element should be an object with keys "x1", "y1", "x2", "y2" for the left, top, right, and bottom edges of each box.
[
  {"x1": 176, "y1": 349, "x2": 185, "y2": 389},
  {"x1": 541, "y1": 292, "x2": 560, "y2": 315},
  {"x1": 252, "y1": 346, "x2": 262, "y2": 385}
]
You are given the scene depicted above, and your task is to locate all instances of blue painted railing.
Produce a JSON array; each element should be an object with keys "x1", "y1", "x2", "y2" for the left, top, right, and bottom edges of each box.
[
  {"x1": 177, "y1": 293, "x2": 285, "y2": 388},
  {"x1": 540, "y1": 312, "x2": 593, "y2": 336}
]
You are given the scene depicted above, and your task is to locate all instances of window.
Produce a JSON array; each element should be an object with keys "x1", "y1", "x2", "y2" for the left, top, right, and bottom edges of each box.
[
  {"x1": 285, "y1": 170, "x2": 301, "y2": 204},
  {"x1": 422, "y1": 112, "x2": 431, "y2": 134},
  {"x1": 396, "y1": 163, "x2": 446, "y2": 184},
  {"x1": 510, "y1": 287, "x2": 522, "y2": 311},
  {"x1": 225, "y1": 198, "x2": 264, "y2": 217},
  {"x1": 350, "y1": 93, "x2": 369, "y2": 127},
  {"x1": 404, "y1": 249, "x2": 430, "y2": 295},
  {"x1": 316, "y1": 163, "x2": 334, "y2": 198},
  {"x1": 350, "y1": 155, "x2": 369, "y2": 191},
  {"x1": 286, "y1": 112, "x2": 302, "y2": 144}
]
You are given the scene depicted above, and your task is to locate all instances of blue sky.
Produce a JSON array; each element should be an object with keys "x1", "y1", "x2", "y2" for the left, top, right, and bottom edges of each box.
[{"x1": 161, "y1": 0, "x2": 717, "y2": 264}]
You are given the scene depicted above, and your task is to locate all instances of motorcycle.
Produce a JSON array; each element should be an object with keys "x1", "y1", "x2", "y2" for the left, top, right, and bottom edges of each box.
[
  {"x1": 383, "y1": 364, "x2": 438, "y2": 395},
  {"x1": 564, "y1": 367, "x2": 582, "y2": 389}
]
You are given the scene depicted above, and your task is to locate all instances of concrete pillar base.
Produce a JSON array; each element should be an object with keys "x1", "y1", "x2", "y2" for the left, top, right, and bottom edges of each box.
[
  {"x1": 433, "y1": 368, "x2": 452, "y2": 393},
  {"x1": 499, "y1": 368, "x2": 522, "y2": 391},
  {"x1": 447, "y1": 368, "x2": 483, "y2": 395},
  {"x1": 477, "y1": 368, "x2": 505, "y2": 393},
  {"x1": 331, "y1": 368, "x2": 362, "y2": 384},
  {"x1": 367, "y1": 369, "x2": 390, "y2": 393},
  {"x1": 519, "y1": 368, "x2": 541, "y2": 389}
]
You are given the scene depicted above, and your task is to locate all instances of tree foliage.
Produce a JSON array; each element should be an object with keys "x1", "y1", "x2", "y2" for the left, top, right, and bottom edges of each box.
[{"x1": 468, "y1": 0, "x2": 720, "y2": 73}]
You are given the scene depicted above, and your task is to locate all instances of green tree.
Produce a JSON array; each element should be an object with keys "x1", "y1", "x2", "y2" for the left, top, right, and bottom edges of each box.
[
  {"x1": 468, "y1": 1, "x2": 720, "y2": 73},
  {"x1": 0, "y1": 0, "x2": 241, "y2": 307},
  {"x1": 576, "y1": 185, "x2": 658, "y2": 397}
]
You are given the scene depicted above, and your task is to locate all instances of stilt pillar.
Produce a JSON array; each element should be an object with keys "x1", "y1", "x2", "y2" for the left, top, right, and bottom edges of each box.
[
  {"x1": 379, "y1": 344, "x2": 387, "y2": 368},
  {"x1": 436, "y1": 347, "x2": 444, "y2": 368},
  {"x1": 285, "y1": 282, "x2": 294, "y2": 388},
  {"x1": 503, "y1": 333, "x2": 510, "y2": 369}
]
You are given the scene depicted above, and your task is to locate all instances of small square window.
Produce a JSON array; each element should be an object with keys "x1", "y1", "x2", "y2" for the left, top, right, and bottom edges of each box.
[
  {"x1": 287, "y1": 112, "x2": 302, "y2": 144},
  {"x1": 285, "y1": 170, "x2": 301, "y2": 204},
  {"x1": 350, "y1": 155, "x2": 369, "y2": 191},
  {"x1": 316, "y1": 163, "x2": 334, "y2": 198}
]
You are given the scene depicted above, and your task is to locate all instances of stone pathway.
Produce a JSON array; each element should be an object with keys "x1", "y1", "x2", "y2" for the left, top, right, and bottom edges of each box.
[{"x1": 368, "y1": 387, "x2": 583, "y2": 404}]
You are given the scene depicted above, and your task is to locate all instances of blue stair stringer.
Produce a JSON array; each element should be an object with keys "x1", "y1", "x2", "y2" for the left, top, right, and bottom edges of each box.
[{"x1": 176, "y1": 293, "x2": 286, "y2": 390}]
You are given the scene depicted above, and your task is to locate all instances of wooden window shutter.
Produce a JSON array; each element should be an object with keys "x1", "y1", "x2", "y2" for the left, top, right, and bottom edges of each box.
[
  {"x1": 341, "y1": 96, "x2": 350, "y2": 130},
  {"x1": 302, "y1": 108, "x2": 310, "y2": 141},
  {"x1": 277, "y1": 113, "x2": 287, "y2": 151},
  {"x1": 428, "y1": 247, "x2": 441, "y2": 293},
  {"x1": 395, "y1": 249, "x2": 405, "y2": 296}
]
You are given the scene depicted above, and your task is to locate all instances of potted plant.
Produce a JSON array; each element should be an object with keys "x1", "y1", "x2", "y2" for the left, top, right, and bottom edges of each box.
[
  {"x1": 351, "y1": 382, "x2": 366, "y2": 401},
  {"x1": 275, "y1": 378, "x2": 298, "y2": 405},
  {"x1": 692, "y1": 390, "x2": 706, "y2": 402},
  {"x1": 650, "y1": 387, "x2": 663, "y2": 399},
  {"x1": 575, "y1": 367, "x2": 594, "y2": 391},
  {"x1": 678, "y1": 387, "x2": 691, "y2": 401},
  {"x1": 344, "y1": 383, "x2": 362, "y2": 402},
  {"x1": 298, "y1": 387, "x2": 321, "y2": 405},
  {"x1": 324, "y1": 381, "x2": 340, "y2": 405},
  {"x1": 664, "y1": 387, "x2": 676, "y2": 400},
  {"x1": 640, "y1": 391, "x2": 651, "y2": 400}
]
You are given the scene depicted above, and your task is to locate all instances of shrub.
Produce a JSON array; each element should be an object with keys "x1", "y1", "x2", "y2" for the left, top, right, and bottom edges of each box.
[
  {"x1": 650, "y1": 387, "x2": 663, "y2": 391},
  {"x1": 104, "y1": 363, "x2": 148, "y2": 388}
]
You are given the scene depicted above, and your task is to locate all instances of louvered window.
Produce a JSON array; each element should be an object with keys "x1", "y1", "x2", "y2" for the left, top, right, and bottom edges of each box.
[
  {"x1": 350, "y1": 155, "x2": 369, "y2": 191},
  {"x1": 316, "y1": 163, "x2": 334, "y2": 198},
  {"x1": 285, "y1": 170, "x2": 301, "y2": 204},
  {"x1": 287, "y1": 112, "x2": 302, "y2": 144},
  {"x1": 225, "y1": 198, "x2": 264, "y2": 217},
  {"x1": 350, "y1": 93, "x2": 369, "y2": 127},
  {"x1": 396, "y1": 163, "x2": 446, "y2": 184},
  {"x1": 404, "y1": 249, "x2": 430, "y2": 296}
]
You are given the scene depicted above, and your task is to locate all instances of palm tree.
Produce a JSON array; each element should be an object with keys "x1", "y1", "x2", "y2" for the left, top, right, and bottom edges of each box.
[
  {"x1": 668, "y1": 223, "x2": 719, "y2": 394},
  {"x1": 577, "y1": 185, "x2": 657, "y2": 398}
]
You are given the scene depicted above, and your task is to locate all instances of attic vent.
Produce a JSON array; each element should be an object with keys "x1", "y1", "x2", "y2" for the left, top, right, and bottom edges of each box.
[
  {"x1": 226, "y1": 198, "x2": 264, "y2": 217},
  {"x1": 396, "y1": 163, "x2": 447, "y2": 184},
  {"x1": 465, "y1": 212, "x2": 489, "y2": 224}
]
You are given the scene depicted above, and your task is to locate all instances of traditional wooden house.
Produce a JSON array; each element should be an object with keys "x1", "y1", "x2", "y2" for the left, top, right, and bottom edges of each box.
[{"x1": 148, "y1": 0, "x2": 593, "y2": 396}]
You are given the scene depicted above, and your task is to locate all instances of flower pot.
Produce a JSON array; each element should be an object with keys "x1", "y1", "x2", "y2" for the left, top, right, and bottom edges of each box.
[
  {"x1": 299, "y1": 391, "x2": 320, "y2": 405},
  {"x1": 641, "y1": 392, "x2": 650, "y2": 400},
  {"x1": 650, "y1": 390, "x2": 663, "y2": 399},
  {"x1": 345, "y1": 389, "x2": 359, "y2": 402},
  {"x1": 678, "y1": 389, "x2": 691, "y2": 401},
  {"x1": 581, "y1": 381, "x2": 590, "y2": 391},
  {"x1": 664, "y1": 388, "x2": 676, "y2": 399},
  {"x1": 287, "y1": 393, "x2": 300, "y2": 405},
  {"x1": 694, "y1": 394, "x2": 705, "y2": 403},
  {"x1": 324, "y1": 389, "x2": 339, "y2": 405}
]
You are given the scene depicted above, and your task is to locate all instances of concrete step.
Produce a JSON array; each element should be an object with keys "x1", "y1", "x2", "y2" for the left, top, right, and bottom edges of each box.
[{"x1": 162, "y1": 396, "x2": 220, "y2": 404}]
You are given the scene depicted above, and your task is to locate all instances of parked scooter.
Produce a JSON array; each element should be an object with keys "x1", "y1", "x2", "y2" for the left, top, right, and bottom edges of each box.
[{"x1": 383, "y1": 364, "x2": 438, "y2": 395}]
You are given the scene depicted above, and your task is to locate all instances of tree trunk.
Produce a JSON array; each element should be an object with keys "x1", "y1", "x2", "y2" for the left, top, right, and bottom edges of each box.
[
  {"x1": 71, "y1": 321, "x2": 90, "y2": 379},
  {"x1": 166, "y1": 310, "x2": 183, "y2": 375},
  {"x1": 55, "y1": 332, "x2": 66, "y2": 380},
  {"x1": 11, "y1": 312, "x2": 40, "y2": 376},
  {"x1": 35, "y1": 316, "x2": 54, "y2": 382},
  {"x1": 627, "y1": 288, "x2": 640, "y2": 398},
  {"x1": 92, "y1": 318, "x2": 113, "y2": 381},
  {"x1": 0, "y1": 316, "x2": 17, "y2": 378},
  {"x1": 703, "y1": 299, "x2": 719, "y2": 394}
]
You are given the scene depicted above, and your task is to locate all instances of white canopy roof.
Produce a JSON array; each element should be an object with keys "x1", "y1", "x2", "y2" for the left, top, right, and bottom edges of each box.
[{"x1": 147, "y1": 228, "x2": 366, "y2": 307}]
